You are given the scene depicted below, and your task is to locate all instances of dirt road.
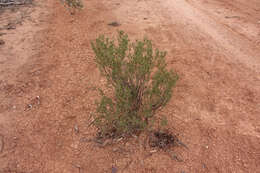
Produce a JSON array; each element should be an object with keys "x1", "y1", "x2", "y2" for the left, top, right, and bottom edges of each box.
[{"x1": 0, "y1": 0, "x2": 259, "y2": 172}]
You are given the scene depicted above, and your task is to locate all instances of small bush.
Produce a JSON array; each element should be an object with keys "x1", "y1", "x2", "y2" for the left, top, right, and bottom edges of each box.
[
  {"x1": 61, "y1": 0, "x2": 83, "y2": 14},
  {"x1": 91, "y1": 31, "x2": 178, "y2": 138}
]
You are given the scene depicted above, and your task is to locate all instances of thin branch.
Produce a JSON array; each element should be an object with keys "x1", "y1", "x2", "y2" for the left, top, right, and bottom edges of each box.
[{"x1": 0, "y1": 0, "x2": 29, "y2": 6}]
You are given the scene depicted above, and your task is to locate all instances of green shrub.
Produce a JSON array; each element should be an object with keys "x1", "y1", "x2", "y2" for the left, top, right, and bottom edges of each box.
[{"x1": 91, "y1": 31, "x2": 178, "y2": 138}]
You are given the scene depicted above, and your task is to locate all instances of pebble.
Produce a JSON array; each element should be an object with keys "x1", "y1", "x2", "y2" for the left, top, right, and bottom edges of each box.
[
  {"x1": 112, "y1": 166, "x2": 117, "y2": 173},
  {"x1": 72, "y1": 164, "x2": 81, "y2": 168},
  {"x1": 28, "y1": 104, "x2": 33, "y2": 109},
  {"x1": 0, "y1": 39, "x2": 5, "y2": 45},
  {"x1": 116, "y1": 137, "x2": 123, "y2": 142},
  {"x1": 71, "y1": 142, "x2": 79, "y2": 149},
  {"x1": 6, "y1": 23, "x2": 16, "y2": 30},
  {"x1": 150, "y1": 150, "x2": 157, "y2": 153},
  {"x1": 0, "y1": 33, "x2": 6, "y2": 36},
  {"x1": 74, "y1": 125, "x2": 79, "y2": 133}
]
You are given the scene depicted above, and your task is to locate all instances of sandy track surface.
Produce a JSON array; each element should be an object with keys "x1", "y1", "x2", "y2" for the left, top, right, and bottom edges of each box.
[{"x1": 0, "y1": 0, "x2": 259, "y2": 172}]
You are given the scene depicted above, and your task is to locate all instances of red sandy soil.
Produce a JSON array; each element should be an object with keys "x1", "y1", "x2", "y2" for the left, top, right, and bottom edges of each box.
[{"x1": 0, "y1": 0, "x2": 259, "y2": 172}]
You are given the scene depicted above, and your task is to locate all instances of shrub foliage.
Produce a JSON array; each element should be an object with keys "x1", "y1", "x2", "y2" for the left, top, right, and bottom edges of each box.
[{"x1": 91, "y1": 31, "x2": 178, "y2": 138}]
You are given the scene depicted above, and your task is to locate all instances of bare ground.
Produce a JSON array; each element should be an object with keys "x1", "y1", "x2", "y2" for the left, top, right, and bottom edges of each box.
[{"x1": 0, "y1": 0, "x2": 259, "y2": 172}]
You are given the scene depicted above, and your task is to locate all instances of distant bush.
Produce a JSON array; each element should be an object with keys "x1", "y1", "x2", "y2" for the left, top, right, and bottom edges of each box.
[
  {"x1": 91, "y1": 31, "x2": 178, "y2": 138},
  {"x1": 61, "y1": 0, "x2": 83, "y2": 14}
]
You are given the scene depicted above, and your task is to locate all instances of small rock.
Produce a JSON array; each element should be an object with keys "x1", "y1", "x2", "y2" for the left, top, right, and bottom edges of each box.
[
  {"x1": 0, "y1": 39, "x2": 5, "y2": 45},
  {"x1": 0, "y1": 33, "x2": 6, "y2": 36},
  {"x1": 125, "y1": 142, "x2": 130, "y2": 147},
  {"x1": 80, "y1": 137, "x2": 92, "y2": 142},
  {"x1": 113, "y1": 148, "x2": 118, "y2": 152},
  {"x1": 27, "y1": 104, "x2": 33, "y2": 109},
  {"x1": 116, "y1": 137, "x2": 123, "y2": 142},
  {"x1": 72, "y1": 164, "x2": 81, "y2": 168},
  {"x1": 205, "y1": 145, "x2": 209, "y2": 149},
  {"x1": 74, "y1": 125, "x2": 79, "y2": 133},
  {"x1": 202, "y1": 163, "x2": 208, "y2": 169},
  {"x1": 150, "y1": 150, "x2": 157, "y2": 153},
  {"x1": 71, "y1": 142, "x2": 79, "y2": 149},
  {"x1": 108, "y1": 21, "x2": 120, "y2": 27},
  {"x1": 143, "y1": 17, "x2": 148, "y2": 20},
  {"x1": 112, "y1": 166, "x2": 117, "y2": 173},
  {"x1": 132, "y1": 135, "x2": 138, "y2": 138},
  {"x1": 6, "y1": 23, "x2": 16, "y2": 30}
]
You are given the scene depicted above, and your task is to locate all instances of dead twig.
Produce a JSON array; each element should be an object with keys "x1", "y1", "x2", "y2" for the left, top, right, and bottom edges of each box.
[
  {"x1": 0, "y1": 134, "x2": 4, "y2": 153},
  {"x1": 122, "y1": 159, "x2": 133, "y2": 171},
  {"x1": 175, "y1": 138, "x2": 189, "y2": 150},
  {"x1": 167, "y1": 151, "x2": 183, "y2": 162},
  {"x1": 0, "y1": 2, "x2": 24, "y2": 5},
  {"x1": 108, "y1": 21, "x2": 120, "y2": 27},
  {"x1": 225, "y1": 16, "x2": 240, "y2": 19},
  {"x1": 0, "y1": 0, "x2": 32, "y2": 6},
  {"x1": 72, "y1": 163, "x2": 81, "y2": 173}
]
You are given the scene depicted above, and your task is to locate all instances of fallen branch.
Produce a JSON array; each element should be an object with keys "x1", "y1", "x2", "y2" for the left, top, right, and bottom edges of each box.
[
  {"x1": 0, "y1": 2, "x2": 26, "y2": 6},
  {"x1": 0, "y1": 0, "x2": 31, "y2": 6},
  {"x1": 0, "y1": 135, "x2": 4, "y2": 153}
]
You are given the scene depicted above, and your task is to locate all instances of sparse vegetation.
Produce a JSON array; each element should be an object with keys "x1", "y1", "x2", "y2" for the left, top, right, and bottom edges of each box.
[
  {"x1": 61, "y1": 0, "x2": 83, "y2": 14},
  {"x1": 91, "y1": 31, "x2": 178, "y2": 139}
]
